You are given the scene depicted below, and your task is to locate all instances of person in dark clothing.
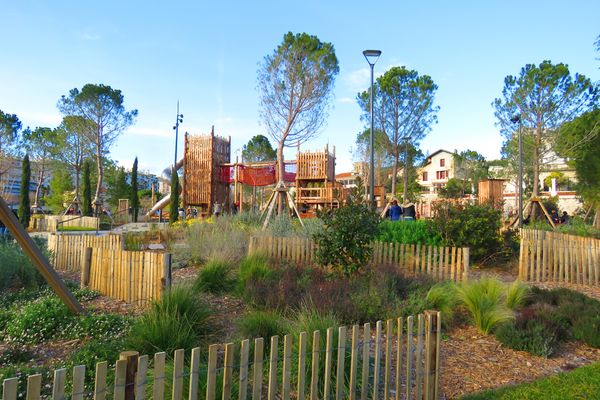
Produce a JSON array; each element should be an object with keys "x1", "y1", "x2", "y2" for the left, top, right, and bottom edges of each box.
[
  {"x1": 402, "y1": 201, "x2": 416, "y2": 220},
  {"x1": 560, "y1": 211, "x2": 570, "y2": 225},
  {"x1": 389, "y1": 200, "x2": 402, "y2": 221}
]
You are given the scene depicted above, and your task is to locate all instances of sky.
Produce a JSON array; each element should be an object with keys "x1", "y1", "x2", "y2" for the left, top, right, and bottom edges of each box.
[{"x1": 1, "y1": 0, "x2": 598, "y2": 176}]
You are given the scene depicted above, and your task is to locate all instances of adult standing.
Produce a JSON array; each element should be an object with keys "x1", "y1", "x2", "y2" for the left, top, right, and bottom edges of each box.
[{"x1": 389, "y1": 199, "x2": 402, "y2": 221}]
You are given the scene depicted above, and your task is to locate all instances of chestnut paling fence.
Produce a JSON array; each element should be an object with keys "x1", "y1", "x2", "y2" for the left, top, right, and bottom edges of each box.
[
  {"x1": 248, "y1": 236, "x2": 470, "y2": 282},
  {"x1": 1, "y1": 313, "x2": 441, "y2": 400},
  {"x1": 519, "y1": 229, "x2": 600, "y2": 285}
]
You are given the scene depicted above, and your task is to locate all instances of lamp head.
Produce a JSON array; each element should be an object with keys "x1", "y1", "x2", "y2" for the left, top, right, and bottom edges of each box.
[
  {"x1": 363, "y1": 49, "x2": 382, "y2": 66},
  {"x1": 510, "y1": 115, "x2": 521, "y2": 124}
]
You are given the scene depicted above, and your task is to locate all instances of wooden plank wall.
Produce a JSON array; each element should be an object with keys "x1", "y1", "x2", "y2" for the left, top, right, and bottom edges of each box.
[
  {"x1": 296, "y1": 149, "x2": 335, "y2": 181},
  {"x1": 48, "y1": 234, "x2": 123, "y2": 272},
  {"x1": 30, "y1": 216, "x2": 100, "y2": 232},
  {"x1": 249, "y1": 236, "x2": 470, "y2": 282},
  {"x1": 1, "y1": 313, "x2": 441, "y2": 400},
  {"x1": 87, "y1": 248, "x2": 170, "y2": 304},
  {"x1": 519, "y1": 229, "x2": 600, "y2": 285}
]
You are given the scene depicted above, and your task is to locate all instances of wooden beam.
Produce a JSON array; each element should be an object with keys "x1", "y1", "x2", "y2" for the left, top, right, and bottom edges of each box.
[{"x1": 0, "y1": 195, "x2": 85, "y2": 314}]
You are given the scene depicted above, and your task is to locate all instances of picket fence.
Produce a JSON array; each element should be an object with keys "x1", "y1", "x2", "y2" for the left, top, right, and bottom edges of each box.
[
  {"x1": 519, "y1": 229, "x2": 600, "y2": 285},
  {"x1": 0, "y1": 313, "x2": 441, "y2": 400},
  {"x1": 48, "y1": 234, "x2": 171, "y2": 303},
  {"x1": 248, "y1": 236, "x2": 469, "y2": 282},
  {"x1": 30, "y1": 215, "x2": 100, "y2": 232}
]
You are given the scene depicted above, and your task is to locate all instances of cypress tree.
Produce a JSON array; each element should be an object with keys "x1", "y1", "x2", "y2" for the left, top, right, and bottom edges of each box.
[
  {"x1": 18, "y1": 154, "x2": 32, "y2": 227},
  {"x1": 169, "y1": 171, "x2": 179, "y2": 223},
  {"x1": 82, "y1": 160, "x2": 93, "y2": 216},
  {"x1": 131, "y1": 157, "x2": 139, "y2": 222}
]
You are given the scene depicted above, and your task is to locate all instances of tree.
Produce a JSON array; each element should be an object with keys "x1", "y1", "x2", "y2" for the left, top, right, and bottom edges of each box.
[
  {"x1": 354, "y1": 128, "x2": 391, "y2": 190},
  {"x1": 555, "y1": 108, "x2": 600, "y2": 227},
  {"x1": 242, "y1": 135, "x2": 276, "y2": 162},
  {"x1": 439, "y1": 178, "x2": 471, "y2": 198},
  {"x1": 18, "y1": 154, "x2": 31, "y2": 227},
  {"x1": 58, "y1": 84, "x2": 137, "y2": 215},
  {"x1": 82, "y1": 160, "x2": 93, "y2": 216},
  {"x1": 258, "y1": 32, "x2": 339, "y2": 212},
  {"x1": 358, "y1": 66, "x2": 439, "y2": 201},
  {"x1": 21, "y1": 127, "x2": 60, "y2": 209},
  {"x1": 131, "y1": 157, "x2": 139, "y2": 222},
  {"x1": 0, "y1": 110, "x2": 22, "y2": 156},
  {"x1": 170, "y1": 172, "x2": 179, "y2": 223},
  {"x1": 106, "y1": 167, "x2": 130, "y2": 208},
  {"x1": 452, "y1": 150, "x2": 489, "y2": 194},
  {"x1": 45, "y1": 163, "x2": 74, "y2": 214},
  {"x1": 493, "y1": 61, "x2": 598, "y2": 218}
]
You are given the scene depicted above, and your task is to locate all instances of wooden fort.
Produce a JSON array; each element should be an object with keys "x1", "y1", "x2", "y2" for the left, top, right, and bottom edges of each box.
[
  {"x1": 295, "y1": 145, "x2": 340, "y2": 209},
  {"x1": 182, "y1": 129, "x2": 230, "y2": 214}
]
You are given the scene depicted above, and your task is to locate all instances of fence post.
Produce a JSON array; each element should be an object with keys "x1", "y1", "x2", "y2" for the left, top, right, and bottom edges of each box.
[
  {"x1": 462, "y1": 247, "x2": 470, "y2": 281},
  {"x1": 119, "y1": 351, "x2": 139, "y2": 400},
  {"x1": 81, "y1": 247, "x2": 93, "y2": 288},
  {"x1": 424, "y1": 310, "x2": 439, "y2": 400},
  {"x1": 161, "y1": 253, "x2": 172, "y2": 291}
]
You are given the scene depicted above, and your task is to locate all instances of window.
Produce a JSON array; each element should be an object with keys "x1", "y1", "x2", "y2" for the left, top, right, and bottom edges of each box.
[
  {"x1": 440, "y1": 158, "x2": 445, "y2": 167},
  {"x1": 422, "y1": 172, "x2": 428, "y2": 181},
  {"x1": 436, "y1": 170, "x2": 448, "y2": 180}
]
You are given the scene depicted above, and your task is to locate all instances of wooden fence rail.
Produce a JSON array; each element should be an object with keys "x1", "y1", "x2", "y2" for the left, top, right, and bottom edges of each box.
[
  {"x1": 48, "y1": 233, "x2": 123, "y2": 272},
  {"x1": 519, "y1": 229, "x2": 600, "y2": 285},
  {"x1": 1, "y1": 312, "x2": 441, "y2": 400},
  {"x1": 30, "y1": 215, "x2": 100, "y2": 232},
  {"x1": 249, "y1": 236, "x2": 469, "y2": 282}
]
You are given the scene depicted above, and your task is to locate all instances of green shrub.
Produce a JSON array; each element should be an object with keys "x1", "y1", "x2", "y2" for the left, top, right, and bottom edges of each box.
[
  {"x1": 237, "y1": 310, "x2": 287, "y2": 340},
  {"x1": 0, "y1": 240, "x2": 46, "y2": 292},
  {"x1": 127, "y1": 286, "x2": 213, "y2": 354},
  {"x1": 426, "y1": 282, "x2": 459, "y2": 327},
  {"x1": 572, "y1": 315, "x2": 600, "y2": 347},
  {"x1": 377, "y1": 220, "x2": 443, "y2": 246},
  {"x1": 430, "y1": 202, "x2": 502, "y2": 263},
  {"x1": 237, "y1": 252, "x2": 276, "y2": 300},
  {"x1": 0, "y1": 365, "x2": 52, "y2": 398},
  {"x1": 506, "y1": 280, "x2": 529, "y2": 310},
  {"x1": 194, "y1": 259, "x2": 236, "y2": 294},
  {"x1": 66, "y1": 337, "x2": 126, "y2": 387},
  {"x1": 456, "y1": 278, "x2": 513, "y2": 334},
  {"x1": 315, "y1": 201, "x2": 381, "y2": 275}
]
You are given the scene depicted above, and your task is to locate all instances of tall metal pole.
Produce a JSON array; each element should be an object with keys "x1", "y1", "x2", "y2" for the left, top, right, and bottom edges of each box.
[
  {"x1": 518, "y1": 118, "x2": 523, "y2": 227},
  {"x1": 369, "y1": 63, "x2": 375, "y2": 209}
]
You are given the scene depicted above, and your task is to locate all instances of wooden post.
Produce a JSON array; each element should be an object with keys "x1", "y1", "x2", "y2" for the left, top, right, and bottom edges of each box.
[
  {"x1": 119, "y1": 351, "x2": 139, "y2": 400},
  {"x1": 81, "y1": 247, "x2": 93, "y2": 288},
  {"x1": 462, "y1": 247, "x2": 470, "y2": 281},
  {"x1": 0, "y1": 195, "x2": 84, "y2": 314},
  {"x1": 424, "y1": 311, "x2": 439, "y2": 400},
  {"x1": 161, "y1": 253, "x2": 172, "y2": 291}
]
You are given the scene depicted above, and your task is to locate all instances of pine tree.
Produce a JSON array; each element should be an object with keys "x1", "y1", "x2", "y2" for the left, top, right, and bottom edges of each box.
[
  {"x1": 18, "y1": 154, "x2": 32, "y2": 227},
  {"x1": 131, "y1": 157, "x2": 139, "y2": 222},
  {"x1": 82, "y1": 160, "x2": 93, "y2": 216},
  {"x1": 169, "y1": 172, "x2": 179, "y2": 223}
]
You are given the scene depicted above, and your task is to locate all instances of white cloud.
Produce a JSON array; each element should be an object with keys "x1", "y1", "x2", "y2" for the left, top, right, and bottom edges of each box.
[
  {"x1": 342, "y1": 60, "x2": 409, "y2": 92},
  {"x1": 338, "y1": 97, "x2": 354, "y2": 104}
]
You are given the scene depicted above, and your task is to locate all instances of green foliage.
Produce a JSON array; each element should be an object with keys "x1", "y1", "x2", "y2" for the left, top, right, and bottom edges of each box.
[
  {"x1": 45, "y1": 162, "x2": 74, "y2": 213},
  {"x1": 456, "y1": 278, "x2": 514, "y2": 335},
  {"x1": 82, "y1": 159, "x2": 93, "y2": 216},
  {"x1": 194, "y1": 259, "x2": 236, "y2": 294},
  {"x1": 527, "y1": 218, "x2": 600, "y2": 239},
  {"x1": 438, "y1": 178, "x2": 472, "y2": 198},
  {"x1": 131, "y1": 157, "x2": 139, "y2": 222},
  {"x1": 0, "y1": 109, "x2": 22, "y2": 154},
  {"x1": 315, "y1": 201, "x2": 380, "y2": 275},
  {"x1": 425, "y1": 282, "x2": 459, "y2": 327},
  {"x1": 237, "y1": 310, "x2": 287, "y2": 339},
  {"x1": 263, "y1": 213, "x2": 295, "y2": 236},
  {"x1": 242, "y1": 135, "x2": 276, "y2": 162},
  {"x1": 505, "y1": 280, "x2": 529, "y2": 310},
  {"x1": 237, "y1": 252, "x2": 276, "y2": 301},
  {"x1": 452, "y1": 149, "x2": 489, "y2": 193},
  {"x1": 0, "y1": 240, "x2": 46, "y2": 292},
  {"x1": 66, "y1": 337, "x2": 126, "y2": 387},
  {"x1": 377, "y1": 219, "x2": 442, "y2": 246},
  {"x1": 18, "y1": 154, "x2": 31, "y2": 227},
  {"x1": 106, "y1": 167, "x2": 130, "y2": 208},
  {"x1": 169, "y1": 172, "x2": 179, "y2": 223},
  {"x1": 127, "y1": 286, "x2": 213, "y2": 355},
  {"x1": 430, "y1": 201, "x2": 502, "y2": 263}
]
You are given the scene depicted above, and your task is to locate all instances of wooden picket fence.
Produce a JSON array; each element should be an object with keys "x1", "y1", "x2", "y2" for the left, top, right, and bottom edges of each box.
[
  {"x1": 48, "y1": 234, "x2": 170, "y2": 303},
  {"x1": 30, "y1": 215, "x2": 100, "y2": 232},
  {"x1": 0, "y1": 312, "x2": 441, "y2": 400},
  {"x1": 519, "y1": 229, "x2": 600, "y2": 285},
  {"x1": 48, "y1": 233, "x2": 123, "y2": 272},
  {"x1": 248, "y1": 236, "x2": 469, "y2": 282}
]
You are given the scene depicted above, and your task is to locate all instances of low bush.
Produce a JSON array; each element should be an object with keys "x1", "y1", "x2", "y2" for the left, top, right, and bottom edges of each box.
[
  {"x1": 505, "y1": 280, "x2": 529, "y2": 310},
  {"x1": 194, "y1": 259, "x2": 236, "y2": 294},
  {"x1": 456, "y1": 278, "x2": 513, "y2": 335},
  {"x1": 66, "y1": 337, "x2": 126, "y2": 387},
  {"x1": 0, "y1": 240, "x2": 46, "y2": 292},
  {"x1": 237, "y1": 310, "x2": 287, "y2": 340},
  {"x1": 425, "y1": 282, "x2": 459, "y2": 327},
  {"x1": 377, "y1": 220, "x2": 443, "y2": 246}
]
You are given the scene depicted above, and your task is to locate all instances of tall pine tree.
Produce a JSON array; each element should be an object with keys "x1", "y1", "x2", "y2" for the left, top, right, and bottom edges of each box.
[
  {"x1": 82, "y1": 160, "x2": 93, "y2": 216},
  {"x1": 131, "y1": 157, "x2": 139, "y2": 222},
  {"x1": 18, "y1": 154, "x2": 32, "y2": 227}
]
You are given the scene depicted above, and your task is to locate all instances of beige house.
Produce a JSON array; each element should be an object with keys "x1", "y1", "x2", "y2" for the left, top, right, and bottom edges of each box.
[{"x1": 416, "y1": 149, "x2": 457, "y2": 194}]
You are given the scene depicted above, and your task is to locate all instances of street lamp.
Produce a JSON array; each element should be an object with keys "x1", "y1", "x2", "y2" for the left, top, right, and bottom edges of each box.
[
  {"x1": 510, "y1": 114, "x2": 523, "y2": 227},
  {"x1": 363, "y1": 49, "x2": 382, "y2": 209},
  {"x1": 173, "y1": 101, "x2": 184, "y2": 167}
]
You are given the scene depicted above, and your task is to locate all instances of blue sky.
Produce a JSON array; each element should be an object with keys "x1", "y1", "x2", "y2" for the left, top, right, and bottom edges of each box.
[{"x1": 1, "y1": 0, "x2": 598, "y2": 175}]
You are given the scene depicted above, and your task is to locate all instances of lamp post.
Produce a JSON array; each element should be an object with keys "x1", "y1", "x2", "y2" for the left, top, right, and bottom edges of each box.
[
  {"x1": 173, "y1": 101, "x2": 184, "y2": 167},
  {"x1": 363, "y1": 49, "x2": 381, "y2": 209},
  {"x1": 511, "y1": 114, "x2": 523, "y2": 227}
]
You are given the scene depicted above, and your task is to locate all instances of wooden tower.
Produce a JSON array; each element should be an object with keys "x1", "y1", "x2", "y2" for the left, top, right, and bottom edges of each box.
[
  {"x1": 183, "y1": 128, "x2": 231, "y2": 215},
  {"x1": 295, "y1": 144, "x2": 340, "y2": 209},
  {"x1": 478, "y1": 179, "x2": 505, "y2": 209}
]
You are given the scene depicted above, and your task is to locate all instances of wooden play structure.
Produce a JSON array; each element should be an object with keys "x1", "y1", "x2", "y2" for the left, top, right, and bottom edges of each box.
[
  {"x1": 295, "y1": 145, "x2": 341, "y2": 210},
  {"x1": 478, "y1": 179, "x2": 505, "y2": 209}
]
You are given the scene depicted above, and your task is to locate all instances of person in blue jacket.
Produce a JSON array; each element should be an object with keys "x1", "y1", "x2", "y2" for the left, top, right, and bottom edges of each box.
[{"x1": 389, "y1": 199, "x2": 403, "y2": 221}]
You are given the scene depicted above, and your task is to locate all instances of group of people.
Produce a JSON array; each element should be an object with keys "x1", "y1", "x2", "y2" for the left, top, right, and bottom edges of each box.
[
  {"x1": 387, "y1": 199, "x2": 417, "y2": 222},
  {"x1": 550, "y1": 209, "x2": 570, "y2": 225}
]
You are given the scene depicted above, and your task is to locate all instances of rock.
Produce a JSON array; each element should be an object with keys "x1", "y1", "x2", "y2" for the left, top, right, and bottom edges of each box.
[{"x1": 526, "y1": 361, "x2": 532, "y2": 367}]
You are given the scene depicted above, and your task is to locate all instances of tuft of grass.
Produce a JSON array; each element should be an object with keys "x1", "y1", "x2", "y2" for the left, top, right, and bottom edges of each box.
[
  {"x1": 127, "y1": 286, "x2": 214, "y2": 355},
  {"x1": 194, "y1": 259, "x2": 236, "y2": 294},
  {"x1": 237, "y1": 252, "x2": 275, "y2": 294},
  {"x1": 237, "y1": 310, "x2": 287, "y2": 340},
  {"x1": 456, "y1": 277, "x2": 513, "y2": 335},
  {"x1": 505, "y1": 280, "x2": 529, "y2": 310},
  {"x1": 426, "y1": 282, "x2": 459, "y2": 327}
]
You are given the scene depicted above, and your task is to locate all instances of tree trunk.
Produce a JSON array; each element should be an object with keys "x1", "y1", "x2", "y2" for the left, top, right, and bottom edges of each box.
[
  {"x1": 403, "y1": 149, "x2": 410, "y2": 202},
  {"x1": 74, "y1": 164, "x2": 81, "y2": 211},
  {"x1": 277, "y1": 142, "x2": 285, "y2": 214},
  {"x1": 594, "y1": 205, "x2": 600, "y2": 229},
  {"x1": 530, "y1": 128, "x2": 541, "y2": 220},
  {"x1": 94, "y1": 138, "x2": 103, "y2": 216},
  {"x1": 391, "y1": 146, "x2": 398, "y2": 198},
  {"x1": 34, "y1": 167, "x2": 44, "y2": 208}
]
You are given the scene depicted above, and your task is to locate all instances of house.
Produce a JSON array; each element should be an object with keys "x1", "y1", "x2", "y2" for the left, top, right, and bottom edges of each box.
[
  {"x1": 416, "y1": 149, "x2": 457, "y2": 195},
  {"x1": 0, "y1": 157, "x2": 50, "y2": 208},
  {"x1": 335, "y1": 171, "x2": 360, "y2": 188}
]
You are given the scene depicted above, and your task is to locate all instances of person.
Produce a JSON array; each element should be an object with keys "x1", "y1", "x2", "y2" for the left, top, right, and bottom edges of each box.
[
  {"x1": 389, "y1": 200, "x2": 402, "y2": 221},
  {"x1": 231, "y1": 202, "x2": 238, "y2": 215},
  {"x1": 550, "y1": 209, "x2": 560, "y2": 225},
  {"x1": 560, "y1": 211, "x2": 570, "y2": 225},
  {"x1": 402, "y1": 201, "x2": 416, "y2": 221},
  {"x1": 213, "y1": 202, "x2": 222, "y2": 217}
]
